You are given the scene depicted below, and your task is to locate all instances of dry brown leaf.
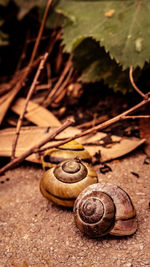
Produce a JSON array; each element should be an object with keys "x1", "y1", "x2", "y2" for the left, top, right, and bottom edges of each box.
[
  {"x1": 11, "y1": 97, "x2": 61, "y2": 127},
  {"x1": 79, "y1": 132, "x2": 107, "y2": 143},
  {"x1": 80, "y1": 132, "x2": 144, "y2": 163},
  {"x1": 0, "y1": 126, "x2": 145, "y2": 164},
  {"x1": 56, "y1": 126, "x2": 81, "y2": 139},
  {"x1": 0, "y1": 126, "x2": 81, "y2": 163},
  {"x1": 84, "y1": 137, "x2": 145, "y2": 162},
  {"x1": 79, "y1": 132, "x2": 121, "y2": 144},
  {"x1": 139, "y1": 118, "x2": 150, "y2": 156}
]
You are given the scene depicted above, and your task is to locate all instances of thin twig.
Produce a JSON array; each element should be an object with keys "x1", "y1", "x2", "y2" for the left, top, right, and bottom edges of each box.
[
  {"x1": 46, "y1": 62, "x2": 52, "y2": 87},
  {"x1": 47, "y1": 29, "x2": 62, "y2": 55},
  {"x1": 29, "y1": 0, "x2": 53, "y2": 67},
  {"x1": 35, "y1": 84, "x2": 52, "y2": 90},
  {"x1": 129, "y1": 66, "x2": 146, "y2": 99},
  {"x1": 43, "y1": 56, "x2": 72, "y2": 107},
  {"x1": 122, "y1": 115, "x2": 150, "y2": 119},
  {"x1": 54, "y1": 67, "x2": 74, "y2": 104},
  {"x1": 0, "y1": 120, "x2": 73, "y2": 175},
  {"x1": 77, "y1": 115, "x2": 108, "y2": 129},
  {"x1": 11, "y1": 53, "x2": 49, "y2": 159},
  {"x1": 39, "y1": 96, "x2": 150, "y2": 153}
]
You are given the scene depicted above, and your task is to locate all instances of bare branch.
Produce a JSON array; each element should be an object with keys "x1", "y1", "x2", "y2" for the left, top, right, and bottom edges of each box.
[
  {"x1": 43, "y1": 56, "x2": 72, "y2": 107},
  {"x1": 29, "y1": 0, "x2": 53, "y2": 67},
  {"x1": 54, "y1": 67, "x2": 74, "y2": 104},
  {"x1": 129, "y1": 66, "x2": 146, "y2": 99},
  {"x1": 39, "y1": 96, "x2": 150, "y2": 153},
  {"x1": 122, "y1": 115, "x2": 150, "y2": 119},
  {"x1": 11, "y1": 53, "x2": 49, "y2": 159}
]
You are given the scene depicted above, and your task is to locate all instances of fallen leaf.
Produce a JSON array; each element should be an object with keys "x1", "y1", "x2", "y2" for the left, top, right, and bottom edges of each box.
[
  {"x1": 79, "y1": 132, "x2": 107, "y2": 144},
  {"x1": 84, "y1": 137, "x2": 145, "y2": 162},
  {"x1": 0, "y1": 126, "x2": 145, "y2": 164},
  {"x1": 0, "y1": 126, "x2": 81, "y2": 163},
  {"x1": 11, "y1": 97, "x2": 61, "y2": 127}
]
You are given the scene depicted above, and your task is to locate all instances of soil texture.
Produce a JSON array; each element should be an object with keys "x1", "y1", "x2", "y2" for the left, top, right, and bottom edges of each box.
[{"x1": 0, "y1": 150, "x2": 150, "y2": 267}]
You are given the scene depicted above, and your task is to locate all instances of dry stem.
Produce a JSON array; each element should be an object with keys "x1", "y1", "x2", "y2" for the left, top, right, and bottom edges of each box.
[
  {"x1": 29, "y1": 0, "x2": 53, "y2": 67},
  {"x1": 129, "y1": 66, "x2": 146, "y2": 99},
  {"x1": 11, "y1": 53, "x2": 49, "y2": 159},
  {"x1": 39, "y1": 96, "x2": 150, "y2": 153},
  {"x1": 122, "y1": 115, "x2": 150, "y2": 119},
  {"x1": 54, "y1": 67, "x2": 74, "y2": 104},
  {"x1": 43, "y1": 56, "x2": 72, "y2": 107},
  {"x1": 77, "y1": 115, "x2": 108, "y2": 129}
]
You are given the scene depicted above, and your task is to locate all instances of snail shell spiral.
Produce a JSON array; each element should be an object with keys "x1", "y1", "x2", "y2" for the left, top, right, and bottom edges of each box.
[
  {"x1": 74, "y1": 182, "x2": 137, "y2": 237},
  {"x1": 40, "y1": 159, "x2": 98, "y2": 207}
]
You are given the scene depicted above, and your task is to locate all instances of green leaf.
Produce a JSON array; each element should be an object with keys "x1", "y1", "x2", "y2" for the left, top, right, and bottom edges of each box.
[
  {"x1": 73, "y1": 38, "x2": 132, "y2": 93},
  {"x1": 56, "y1": 0, "x2": 150, "y2": 68},
  {"x1": 80, "y1": 60, "x2": 131, "y2": 94}
]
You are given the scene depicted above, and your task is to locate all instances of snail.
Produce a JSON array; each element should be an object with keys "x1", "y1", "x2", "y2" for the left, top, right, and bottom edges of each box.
[
  {"x1": 40, "y1": 159, "x2": 98, "y2": 207},
  {"x1": 74, "y1": 182, "x2": 137, "y2": 237},
  {"x1": 42, "y1": 140, "x2": 91, "y2": 171}
]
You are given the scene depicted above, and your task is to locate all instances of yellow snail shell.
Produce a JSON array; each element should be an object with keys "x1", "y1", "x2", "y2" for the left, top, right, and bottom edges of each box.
[
  {"x1": 42, "y1": 140, "x2": 91, "y2": 170},
  {"x1": 40, "y1": 159, "x2": 98, "y2": 207},
  {"x1": 74, "y1": 182, "x2": 137, "y2": 237}
]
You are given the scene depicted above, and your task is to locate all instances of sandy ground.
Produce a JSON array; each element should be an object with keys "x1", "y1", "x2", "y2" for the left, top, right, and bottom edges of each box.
[{"x1": 0, "y1": 149, "x2": 150, "y2": 267}]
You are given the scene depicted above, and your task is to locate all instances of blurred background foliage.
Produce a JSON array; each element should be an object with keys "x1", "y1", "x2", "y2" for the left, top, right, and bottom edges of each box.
[{"x1": 0, "y1": 0, "x2": 150, "y2": 93}]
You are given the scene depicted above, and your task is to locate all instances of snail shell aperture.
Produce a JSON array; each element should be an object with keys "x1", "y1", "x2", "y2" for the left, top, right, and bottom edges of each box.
[
  {"x1": 40, "y1": 159, "x2": 98, "y2": 207},
  {"x1": 74, "y1": 182, "x2": 137, "y2": 237}
]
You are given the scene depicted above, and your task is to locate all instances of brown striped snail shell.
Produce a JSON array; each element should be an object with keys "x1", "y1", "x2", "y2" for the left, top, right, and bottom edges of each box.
[
  {"x1": 74, "y1": 182, "x2": 137, "y2": 237},
  {"x1": 42, "y1": 140, "x2": 91, "y2": 171},
  {"x1": 40, "y1": 159, "x2": 98, "y2": 207}
]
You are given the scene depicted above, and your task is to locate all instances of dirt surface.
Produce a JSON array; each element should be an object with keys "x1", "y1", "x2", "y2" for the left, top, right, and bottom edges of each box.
[{"x1": 0, "y1": 150, "x2": 150, "y2": 267}]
